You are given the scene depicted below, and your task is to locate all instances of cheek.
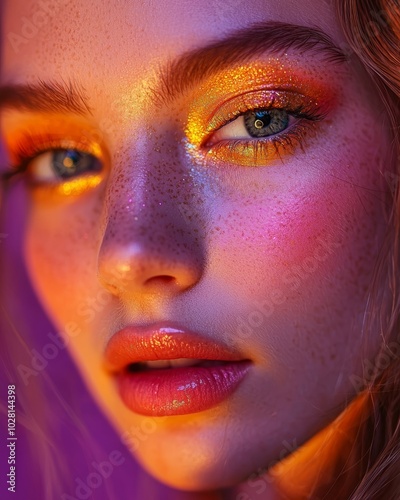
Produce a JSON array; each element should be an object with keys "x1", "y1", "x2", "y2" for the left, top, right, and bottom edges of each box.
[
  {"x1": 210, "y1": 160, "x2": 385, "y2": 292},
  {"x1": 23, "y1": 195, "x2": 104, "y2": 324},
  {"x1": 207, "y1": 94, "x2": 388, "y2": 279},
  {"x1": 204, "y1": 116, "x2": 389, "y2": 372}
]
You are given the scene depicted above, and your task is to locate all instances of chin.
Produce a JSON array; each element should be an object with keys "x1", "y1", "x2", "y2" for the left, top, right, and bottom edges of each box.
[
  {"x1": 125, "y1": 424, "x2": 272, "y2": 492},
  {"x1": 136, "y1": 451, "x2": 251, "y2": 492}
]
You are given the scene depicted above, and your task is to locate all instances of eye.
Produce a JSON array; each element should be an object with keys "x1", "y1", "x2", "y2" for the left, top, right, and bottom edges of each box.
[
  {"x1": 210, "y1": 108, "x2": 292, "y2": 143},
  {"x1": 28, "y1": 148, "x2": 102, "y2": 183},
  {"x1": 244, "y1": 109, "x2": 289, "y2": 137},
  {"x1": 186, "y1": 87, "x2": 330, "y2": 168}
]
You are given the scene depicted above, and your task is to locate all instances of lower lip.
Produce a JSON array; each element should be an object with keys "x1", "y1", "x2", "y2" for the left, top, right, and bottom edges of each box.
[{"x1": 117, "y1": 361, "x2": 251, "y2": 416}]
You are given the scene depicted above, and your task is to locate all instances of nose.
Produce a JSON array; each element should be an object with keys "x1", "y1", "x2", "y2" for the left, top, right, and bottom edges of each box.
[
  {"x1": 98, "y1": 234, "x2": 203, "y2": 297},
  {"x1": 97, "y1": 153, "x2": 205, "y2": 301}
]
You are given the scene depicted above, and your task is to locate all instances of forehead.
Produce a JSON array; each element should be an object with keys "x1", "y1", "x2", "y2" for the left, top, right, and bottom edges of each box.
[{"x1": 2, "y1": 0, "x2": 342, "y2": 82}]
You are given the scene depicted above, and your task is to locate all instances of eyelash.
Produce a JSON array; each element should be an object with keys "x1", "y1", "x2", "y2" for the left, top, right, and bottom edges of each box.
[
  {"x1": 2, "y1": 91, "x2": 328, "y2": 189},
  {"x1": 7, "y1": 132, "x2": 88, "y2": 171},
  {"x1": 189, "y1": 90, "x2": 328, "y2": 168},
  {"x1": 214, "y1": 110, "x2": 320, "y2": 167},
  {"x1": 2, "y1": 131, "x2": 103, "y2": 184}
]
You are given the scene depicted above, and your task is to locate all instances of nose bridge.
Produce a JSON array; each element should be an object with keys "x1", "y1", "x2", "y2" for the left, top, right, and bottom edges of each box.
[{"x1": 97, "y1": 133, "x2": 206, "y2": 297}]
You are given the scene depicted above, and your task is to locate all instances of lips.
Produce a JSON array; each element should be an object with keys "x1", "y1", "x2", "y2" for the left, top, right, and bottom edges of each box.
[{"x1": 104, "y1": 322, "x2": 251, "y2": 416}]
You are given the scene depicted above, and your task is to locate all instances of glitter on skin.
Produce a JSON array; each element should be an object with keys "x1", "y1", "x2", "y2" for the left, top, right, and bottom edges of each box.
[{"x1": 185, "y1": 59, "x2": 335, "y2": 167}]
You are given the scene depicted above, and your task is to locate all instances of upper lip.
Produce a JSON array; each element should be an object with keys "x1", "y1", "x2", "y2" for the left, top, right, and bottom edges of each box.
[{"x1": 104, "y1": 321, "x2": 247, "y2": 373}]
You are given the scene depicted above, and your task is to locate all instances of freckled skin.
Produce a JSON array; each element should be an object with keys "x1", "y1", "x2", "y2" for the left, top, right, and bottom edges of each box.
[{"x1": 1, "y1": 0, "x2": 394, "y2": 496}]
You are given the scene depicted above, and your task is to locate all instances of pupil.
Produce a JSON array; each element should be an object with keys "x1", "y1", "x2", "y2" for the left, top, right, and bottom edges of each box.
[
  {"x1": 52, "y1": 149, "x2": 97, "y2": 178},
  {"x1": 254, "y1": 119, "x2": 265, "y2": 129},
  {"x1": 254, "y1": 111, "x2": 272, "y2": 130},
  {"x1": 62, "y1": 151, "x2": 78, "y2": 169}
]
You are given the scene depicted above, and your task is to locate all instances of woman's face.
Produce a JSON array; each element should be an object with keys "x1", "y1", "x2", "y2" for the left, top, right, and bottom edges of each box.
[{"x1": 2, "y1": 0, "x2": 392, "y2": 492}]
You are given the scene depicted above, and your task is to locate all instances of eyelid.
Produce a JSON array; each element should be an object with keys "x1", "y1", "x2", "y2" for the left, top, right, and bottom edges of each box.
[
  {"x1": 184, "y1": 75, "x2": 335, "y2": 169},
  {"x1": 208, "y1": 110, "x2": 295, "y2": 146},
  {"x1": 206, "y1": 90, "x2": 322, "y2": 141},
  {"x1": 186, "y1": 88, "x2": 331, "y2": 148},
  {"x1": 10, "y1": 132, "x2": 106, "y2": 169},
  {"x1": 1, "y1": 112, "x2": 109, "y2": 170},
  {"x1": 0, "y1": 113, "x2": 110, "y2": 199}
]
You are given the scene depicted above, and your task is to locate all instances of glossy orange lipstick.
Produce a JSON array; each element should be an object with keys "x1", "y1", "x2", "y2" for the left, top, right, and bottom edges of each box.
[{"x1": 104, "y1": 322, "x2": 251, "y2": 416}]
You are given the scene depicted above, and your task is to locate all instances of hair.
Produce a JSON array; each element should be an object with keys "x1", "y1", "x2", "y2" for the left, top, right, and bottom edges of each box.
[
  {"x1": 0, "y1": 1, "x2": 400, "y2": 498},
  {"x1": 317, "y1": 1, "x2": 400, "y2": 498}
]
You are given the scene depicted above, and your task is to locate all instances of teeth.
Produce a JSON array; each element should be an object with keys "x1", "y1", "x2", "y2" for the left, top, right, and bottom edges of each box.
[
  {"x1": 128, "y1": 359, "x2": 229, "y2": 372},
  {"x1": 143, "y1": 360, "x2": 171, "y2": 369},
  {"x1": 144, "y1": 358, "x2": 202, "y2": 369}
]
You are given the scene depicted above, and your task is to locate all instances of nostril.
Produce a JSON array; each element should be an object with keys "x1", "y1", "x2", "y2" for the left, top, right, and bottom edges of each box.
[
  {"x1": 144, "y1": 275, "x2": 176, "y2": 286},
  {"x1": 97, "y1": 236, "x2": 203, "y2": 295}
]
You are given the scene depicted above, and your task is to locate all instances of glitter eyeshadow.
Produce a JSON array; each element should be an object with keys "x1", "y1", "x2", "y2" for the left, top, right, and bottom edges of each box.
[
  {"x1": 185, "y1": 58, "x2": 335, "y2": 168},
  {"x1": 31, "y1": 175, "x2": 104, "y2": 201},
  {"x1": 1, "y1": 112, "x2": 108, "y2": 196}
]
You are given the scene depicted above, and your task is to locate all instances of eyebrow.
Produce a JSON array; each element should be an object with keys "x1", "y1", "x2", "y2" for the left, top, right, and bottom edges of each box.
[
  {"x1": 0, "y1": 22, "x2": 346, "y2": 114},
  {"x1": 155, "y1": 21, "x2": 347, "y2": 103},
  {"x1": 0, "y1": 79, "x2": 91, "y2": 115}
]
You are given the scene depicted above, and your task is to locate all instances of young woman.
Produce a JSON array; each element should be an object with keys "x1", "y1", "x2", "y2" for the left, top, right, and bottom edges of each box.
[{"x1": 1, "y1": 0, "x2": 399, "y2": 498}]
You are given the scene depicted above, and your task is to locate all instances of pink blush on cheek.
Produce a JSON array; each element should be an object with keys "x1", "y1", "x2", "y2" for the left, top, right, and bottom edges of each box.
[
  {"x1": 212, "y1": 170, "x2": 384, "y2": 304},
  {"x1": 224, "y1": 193, "x2": 342, "y2": 268}
]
